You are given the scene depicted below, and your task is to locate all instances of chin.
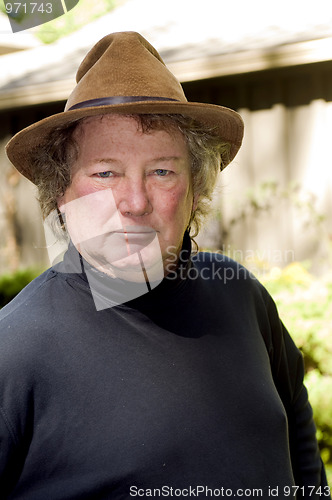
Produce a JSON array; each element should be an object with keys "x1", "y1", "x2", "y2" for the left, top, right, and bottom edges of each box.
[{"x1": 110, "y1": 250, "x2": 165, "y2": 283}]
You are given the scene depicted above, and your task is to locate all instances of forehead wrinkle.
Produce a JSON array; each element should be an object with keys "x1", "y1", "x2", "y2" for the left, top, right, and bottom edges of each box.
[
  {"x1": 90, "y1": 155, "x2": 185, "y2": 166},
  {"x1": 72, "y1": 117, "x2": 191, "y2": 173},
  {"x1": 96, "y1": 158, "x2": 122, "y2": 165}
]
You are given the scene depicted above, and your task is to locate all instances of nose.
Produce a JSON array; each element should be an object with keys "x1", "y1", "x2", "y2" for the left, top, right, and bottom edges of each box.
[{"x1": 117, "y1": 177, "x2": 152, "y2": 217}]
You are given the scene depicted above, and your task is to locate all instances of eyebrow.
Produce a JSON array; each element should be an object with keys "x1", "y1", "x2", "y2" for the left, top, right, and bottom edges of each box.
[{"x1": 96, "y1": 156, "x2": 184, "y2": 164}]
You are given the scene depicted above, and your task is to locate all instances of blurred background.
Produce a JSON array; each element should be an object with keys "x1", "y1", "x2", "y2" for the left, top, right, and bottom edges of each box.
[{"x1": 0, "y1": 0, "x2": 331, "y2": 483}]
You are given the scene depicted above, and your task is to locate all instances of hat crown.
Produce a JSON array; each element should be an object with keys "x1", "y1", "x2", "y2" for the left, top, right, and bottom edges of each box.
[
  {"x1": 6, "y1": 31, "x2": 244, "y2": 182},
  {"x1": 65, "y1": 31, "x2": 187, "y2": 111}
]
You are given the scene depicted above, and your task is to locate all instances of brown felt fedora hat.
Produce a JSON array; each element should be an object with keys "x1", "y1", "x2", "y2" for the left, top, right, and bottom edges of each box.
[{"x1": 6, "y1": 31, "x2": 244, "y2": 183}]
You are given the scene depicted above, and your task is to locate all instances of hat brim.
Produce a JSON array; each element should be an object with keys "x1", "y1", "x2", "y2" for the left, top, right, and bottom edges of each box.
[{"x1": 6, "y1": 100, "x2": 244, "y2": 183}]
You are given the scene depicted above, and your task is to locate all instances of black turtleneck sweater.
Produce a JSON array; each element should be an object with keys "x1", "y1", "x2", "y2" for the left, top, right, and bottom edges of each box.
[{"x1": 0, "y1": 238, "x2": 328, "y2": 499}]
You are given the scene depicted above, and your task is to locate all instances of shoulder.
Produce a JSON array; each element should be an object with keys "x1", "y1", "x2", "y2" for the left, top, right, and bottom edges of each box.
[
  {"x1": 0, "y1": 265, "x2": 90, "y2": 351},
  {"x1": 0, "y1": 269, "x2": 58, "y2": 357},
  {"x1": 0, "y1": 265, "x2": 95, "y2": 392},
  {"x1": 191, "y1": 250, "x2": 277, "y2": 313},
  {"x1": 192, "y1": 251, "x2": 256, "y2": 283},
  {"x1": 0, "y1": 268, "x2": 56, "y2": 321},
  {"x1": 191, "y1": 251, "x2": 290, "y2": 353}
]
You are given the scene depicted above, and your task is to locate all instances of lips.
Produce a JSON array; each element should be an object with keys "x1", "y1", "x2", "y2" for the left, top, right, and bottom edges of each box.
[
  {"x1": 74, "y1": 224, "x2": 160, "y2": 271},
  {"x1": 88, "y1": 226, "x2": 155, "y2": 260},
  {"x1": 115, "y1": 225, "x2": 156, "y2": 235},
  {"x1": 115, "y1": 227, "x2": 157, "y2": 254}
]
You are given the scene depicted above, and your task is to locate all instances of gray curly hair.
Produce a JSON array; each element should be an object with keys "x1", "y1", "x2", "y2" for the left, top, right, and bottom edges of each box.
[{"x1": 30, "y1": 114, "x2": 231, "y2": 241}]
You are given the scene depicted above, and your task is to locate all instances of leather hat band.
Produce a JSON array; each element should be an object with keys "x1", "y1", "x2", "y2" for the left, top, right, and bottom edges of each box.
[{"x1": 68, "y1": 96, "x2": 180, "y2": 111}]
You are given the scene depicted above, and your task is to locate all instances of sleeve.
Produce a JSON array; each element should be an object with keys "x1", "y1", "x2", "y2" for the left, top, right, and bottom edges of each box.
[
  {"x1": 0, "y1": 407, "x2": 27, "y2": 497},
  {"x1": 0, "y1": 327, "x2": 35, "y2": 497},
  {"x1": 262, "y1": 292, "x2": 331, "y2": 499}
]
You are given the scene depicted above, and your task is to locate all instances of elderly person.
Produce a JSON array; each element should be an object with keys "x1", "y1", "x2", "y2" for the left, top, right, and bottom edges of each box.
[{"x1": 0, "y1": 32, "x2": 329, "y2": 499}]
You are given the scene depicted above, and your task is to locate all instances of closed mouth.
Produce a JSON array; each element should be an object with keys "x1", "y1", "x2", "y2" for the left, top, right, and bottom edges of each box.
[{"x1": 113, "y1": 226, "x2": 157, "y2": 235}]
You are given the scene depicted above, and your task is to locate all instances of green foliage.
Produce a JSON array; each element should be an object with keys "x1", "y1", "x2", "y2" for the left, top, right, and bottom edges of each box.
[
  {"x1": 0, "y1": 268, "x2": 40, "y2": 308},
  {"x1": 227, "y1": 181, "x2": 326, "y2": 238},
  {"x1": 36, "y1": 0, "x2": 117, "y2": 44},
  {"x1": 263, "y1": 263, "x2": 332, "y2": 485},
  {"x1": 0, "y1": 0, "x2": 117, "y2": 44}
]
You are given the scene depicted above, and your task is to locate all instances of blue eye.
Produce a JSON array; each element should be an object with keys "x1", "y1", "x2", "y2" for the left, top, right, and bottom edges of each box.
[
  {"x1": 155, "y1": 169, "x2": 169, "y2": 176},
  {"x1": 97, "y1": 171, "x2": 112, "y2": 178}
]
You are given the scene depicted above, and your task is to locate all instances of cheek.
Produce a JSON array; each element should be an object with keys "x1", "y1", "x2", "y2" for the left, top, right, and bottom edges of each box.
[
  {"x1": 157, "y1": 186, "x2": 193, "y2": 225},
  {"x1": 68, "y1": 180, "x2": 95, "y2": 200},
  {"x1": 60, "y1": 178, "x2": 101, "y2": 208}
]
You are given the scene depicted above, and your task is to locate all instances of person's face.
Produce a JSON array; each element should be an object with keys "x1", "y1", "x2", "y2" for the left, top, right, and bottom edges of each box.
[{"x1": 58, "y1": 115, "x2": 195, "y2": 281}]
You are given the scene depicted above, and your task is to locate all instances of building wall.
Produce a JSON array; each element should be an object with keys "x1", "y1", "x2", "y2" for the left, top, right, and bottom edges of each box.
[{"x1": 0, "y1": 103, "x2": 64, "y2": 273}]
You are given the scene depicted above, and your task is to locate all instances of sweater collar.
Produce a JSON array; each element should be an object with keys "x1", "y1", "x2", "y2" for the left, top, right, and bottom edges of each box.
[{"x1": 57, "y1": 231, "x2": 193, "y2": 311}]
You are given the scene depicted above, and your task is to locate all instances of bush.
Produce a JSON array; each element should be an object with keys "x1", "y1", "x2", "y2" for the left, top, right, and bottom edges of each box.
[
  {"x1": 262, "y1": 263, "x2": 332, "y2": 485},
  {"x1": 0, "y1": 268, "x2": 41, "y2": 309}
]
